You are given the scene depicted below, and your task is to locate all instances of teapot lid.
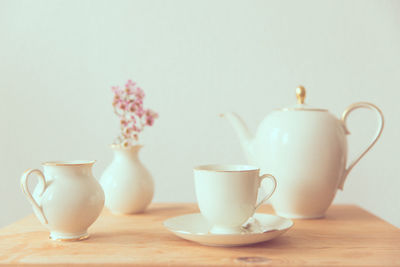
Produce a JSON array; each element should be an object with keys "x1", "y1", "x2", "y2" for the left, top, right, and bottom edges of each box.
[{"x1": 279, "y1": 85, "x2": 328, "y2": 112}]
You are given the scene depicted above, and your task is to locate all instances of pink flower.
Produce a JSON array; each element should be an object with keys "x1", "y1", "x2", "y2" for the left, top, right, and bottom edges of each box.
[
  {"x1": 146, "y1": 109, "x2": 158, "y2": 118},
  {"x1": 111, "y1": 79, "x2": 158, "y2": 146},
  {"x1": 125, "y1": 87, "x2": 132, "y2": 95},
  {"x1": 123, "y1": 127, "x2": 132, "y2": 135},
  {"x1": 125, "y1": 80, "x2": 136, "y2": 88},
  {"x1": 128, "y1": 103, "x2": 136, "y2": 112},
  {"x1": 111, "y1": 86, "x2": 120, "y2": 93},
  {"x1": 144, "y1": 109, "x2": 158, "y2": 126},
  {"x1": 146, "y1": 116, "x2": 154, "y2": 126},
  {"x1": 135, "y1": 106, "x2": 145, "y2": 118},
  {"x1": 133, "y1": 87, "x2": 145, "y2": 99},
  {"x1": 118, "y1": 101, "x2": 127, "y2": 110},
  {"x1": 129, "y1": 115, "x2": 137, "y2": 123}
]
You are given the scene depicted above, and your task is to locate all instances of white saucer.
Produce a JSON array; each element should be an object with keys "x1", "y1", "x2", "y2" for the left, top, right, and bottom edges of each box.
[{"x1": 163, "y1": 213, "x2": 293, "y2": 247}]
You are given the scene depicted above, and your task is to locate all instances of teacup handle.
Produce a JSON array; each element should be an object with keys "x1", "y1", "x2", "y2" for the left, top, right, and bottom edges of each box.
[
  {"x1": 21, "y1": 169, "x2": 48, "y2": 224},
  {"x1": 338, "y1": 102, "x2": 384, "y2": 190},
  {"x1": 254, "y1": 174, "x2": 277, "y2": 211}
]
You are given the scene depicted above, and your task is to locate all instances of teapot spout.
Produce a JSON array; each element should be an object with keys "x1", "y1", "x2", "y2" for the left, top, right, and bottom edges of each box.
[{"x1": 220, "y1": 112, "x2": 255, "y2": 163}]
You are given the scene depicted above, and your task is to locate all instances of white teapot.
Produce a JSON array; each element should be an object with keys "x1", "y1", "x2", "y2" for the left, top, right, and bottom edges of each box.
[{"x1": 222, "y1": 86, "x2": 384, "y2": 219}]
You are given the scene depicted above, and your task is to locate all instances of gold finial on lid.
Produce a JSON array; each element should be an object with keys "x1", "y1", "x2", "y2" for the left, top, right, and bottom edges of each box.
[{"x1": 296, "y1": 85, "x2": 306, "y2": 104}]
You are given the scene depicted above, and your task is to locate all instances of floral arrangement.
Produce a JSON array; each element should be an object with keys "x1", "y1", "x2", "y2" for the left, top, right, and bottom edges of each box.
[{"x1": 112, "y1": 80, "x2": 158, "y2": 147}]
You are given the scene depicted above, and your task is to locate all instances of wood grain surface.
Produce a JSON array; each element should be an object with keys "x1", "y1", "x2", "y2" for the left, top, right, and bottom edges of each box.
[{"x1": 0, "y1": 203, "x2": 399, "y2": 266}]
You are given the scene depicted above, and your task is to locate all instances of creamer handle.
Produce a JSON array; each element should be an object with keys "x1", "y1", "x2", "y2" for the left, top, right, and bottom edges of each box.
[
  {"x1": 21, "y1": 169, "x2": 48, "y2": 224},
  {"x1": 254, "y1": 174, "x2": 277, "y2": 211},
  {"x1": 338, "y1": 102, "x2": 384, "y2": 190}
]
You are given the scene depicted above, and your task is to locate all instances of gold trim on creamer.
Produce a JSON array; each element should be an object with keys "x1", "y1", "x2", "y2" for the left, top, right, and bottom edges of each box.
[
  {"x1": 50, "y1": 234, "x2": 90, "y2": 242},
  {"x1": 42, "y1": 160, "x2": 96, "y2": 166}
]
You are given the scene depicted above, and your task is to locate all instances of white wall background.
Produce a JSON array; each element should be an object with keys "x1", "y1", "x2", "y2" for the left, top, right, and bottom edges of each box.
[{"x1": 0, "y1": 0, "x2": 399, "y2": 228}]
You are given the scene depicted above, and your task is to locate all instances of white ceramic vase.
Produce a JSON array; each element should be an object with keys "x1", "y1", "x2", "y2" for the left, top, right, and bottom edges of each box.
[
  {"x1": 100, "y1": 145, "x2": 154, "y2": 214},
  {"x1": 20, "y1": 160, "x2": 105, "y2": 241}
]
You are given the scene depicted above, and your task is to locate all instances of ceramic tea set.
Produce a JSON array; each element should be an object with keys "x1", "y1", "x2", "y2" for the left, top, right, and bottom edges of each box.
[
  {"x1": 222, "y1": 86, "x2": 384, "y2": 219},
  {"x1": 163, "y1": 164, "x2": 293, "y2": 246},
  {"x1": 21, "y1": 160, "x2": 104, "y2": 241},
  {"x1": 20, "y1": 86, "x2": 384, "y2": 246}
]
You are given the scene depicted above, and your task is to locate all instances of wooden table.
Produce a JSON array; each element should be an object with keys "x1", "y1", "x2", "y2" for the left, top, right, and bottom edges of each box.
[{"x1": 0, "y1": 203, "x2": 399, "y2": 266}]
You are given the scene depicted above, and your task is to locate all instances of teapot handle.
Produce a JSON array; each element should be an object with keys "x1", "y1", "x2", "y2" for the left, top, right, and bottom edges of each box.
[
  {"x1": 338, "y1": 102, "x2": 384, "y2": 190},
  {"x1": 21, "y1": 169, "x2": 48, "y2": 224}
]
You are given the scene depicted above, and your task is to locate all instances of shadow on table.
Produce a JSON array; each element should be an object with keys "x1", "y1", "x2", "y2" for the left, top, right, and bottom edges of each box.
[
  {"x1": 145, "y1": 204, "x2": 198, "y2": 216},
  {"x1": 87, "y1": 230, "x2": 173, "y2": 245}
]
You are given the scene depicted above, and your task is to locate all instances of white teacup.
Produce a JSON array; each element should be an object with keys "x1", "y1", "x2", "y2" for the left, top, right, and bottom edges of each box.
[{"x1": 193, "y1": 164, "x2": 277, "y2": 234}]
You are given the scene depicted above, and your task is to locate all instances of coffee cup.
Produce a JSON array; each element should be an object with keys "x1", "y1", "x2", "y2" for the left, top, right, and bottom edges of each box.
[{"x1": 193, "y1": 164, "x2": 277, "y2": 234}]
